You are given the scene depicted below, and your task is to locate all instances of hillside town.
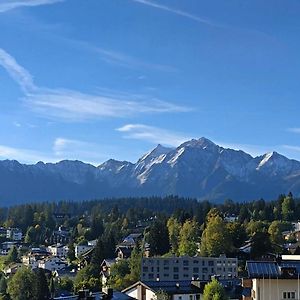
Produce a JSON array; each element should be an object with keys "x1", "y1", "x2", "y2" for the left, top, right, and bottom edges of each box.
[{"x1": 0, "y1": 196, "x2": 299, "y2": 299}]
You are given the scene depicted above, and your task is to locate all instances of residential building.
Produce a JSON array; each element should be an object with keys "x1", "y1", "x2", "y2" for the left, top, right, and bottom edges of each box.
[
  {"x1": 1, "y1": 241, "x2": 18, "y2": 254},
  {"x1": 101, "y1": 259, "x2": 117, "y2": 287},
  {"x1": 22, "y1": 247, "x2": 51, "y2": 269},
  {"x1": 75, "y1": 245, "x2": 93, "y2": 258},
  {"x1": 38, "y1": 256, "x2": 68, "y2": 272},
  {"x1": 122, "y1": 280, "x2": 203, "y2": 300},
  {"x1": 6, "y1": 227, "x2": 22, "y2": 241},
  {"x1": 48, "y1": 244, "x2": 69, "y2": 258},
  {"x1": 3, "y1": 263, "x2": 23, "y2": 276},
  {"x1": 116, "y1": 246, "x2": 133, "y2": 260},
  {"x1": 242, "y1": 260, "x2": 300, "y2": 300},
  {"x1": 141, "y1": 255, "x2": 237, "y2": 282}
]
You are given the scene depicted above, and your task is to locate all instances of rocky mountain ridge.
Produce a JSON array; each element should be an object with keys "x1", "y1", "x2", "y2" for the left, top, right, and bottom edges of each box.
[{"x1": 1, "y1": 137, "x2": 300, "y2": 205}]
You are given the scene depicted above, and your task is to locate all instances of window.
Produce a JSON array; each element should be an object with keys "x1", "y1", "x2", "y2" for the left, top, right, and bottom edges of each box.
[
  {"x1": 183, "y1": 274, "x2": 189, "y2": 278},
  {"x1": 202, "y1": 261, "x2": 205, "y2": 266},
  {"x1": 193, "y1": 267, "x2": 199, "y2": 273},
  {"x1": 174, "y1": 274, "x2": 179, "y2": 280},
  {"x1": 208, "y1": 261, "x2": 214, "y2": 266},
  {"x1": 183, "y1": 267, "x2": 189, "y2": 271},
  {"x1": 163, "y1": 274, "x2": 169, "y2": 277},
  {"x1": 283, "y1": 292, "x2": 296, "y2": 299},
  {"x1": 164, "y1": 266, "x2": 169, "y2": 271},
  {"x1": 193, "y1": 260, "x2": 199, "y2": 264},
  {"x1": 189, "y1": 295, "x2": 193, "y2": 300},
  {"x1": 203, "y1": 267, "x2": 208, "y2": 273},
  {"x1": 164, "y1": 260, "x2": 169, "y2": 265},
  {"x1": 148, "y1": 274, "x2": 154, "y2": 279},
  {"x1": 143, "y1": 267, "x2": 148, "y2": 272},
  {"x1": 183, "y1": 260, "x2": 189, "y2": 266},
  {"x1": 173, "y1": 267, "x2": 179, "y2": 272}
]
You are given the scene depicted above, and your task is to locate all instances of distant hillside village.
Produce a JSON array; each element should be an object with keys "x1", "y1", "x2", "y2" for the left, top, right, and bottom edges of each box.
[{"x1": 1, "y1": 195, "x2": 300, "y2": 299}]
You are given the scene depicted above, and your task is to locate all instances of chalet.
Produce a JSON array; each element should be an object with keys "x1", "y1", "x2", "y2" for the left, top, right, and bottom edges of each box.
[
  {"x1": 122, "y1": 280, "x2": 203, "y2": 300},
  {"x1": 101, "y1": 259, "x2": 117, "y2": 287},
  {"x1": 116, "y1": 246, "x2": 133, "y2": 260}
]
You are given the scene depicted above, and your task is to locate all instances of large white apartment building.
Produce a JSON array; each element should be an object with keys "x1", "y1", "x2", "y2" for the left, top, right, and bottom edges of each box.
[{"x1": 141, "y1": 255, "x2": 237, "y2": 281}]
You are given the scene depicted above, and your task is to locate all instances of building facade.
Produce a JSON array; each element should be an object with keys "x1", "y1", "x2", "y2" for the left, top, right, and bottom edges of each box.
[
  {"x1": 141, "y1": 255, "x2": 237, "y2": 282},
  {"x1": 243, "y1": 260, "x2": 300, "y2": 300}
]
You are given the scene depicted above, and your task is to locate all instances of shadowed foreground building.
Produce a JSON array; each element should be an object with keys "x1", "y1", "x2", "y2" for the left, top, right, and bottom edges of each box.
[{"x1": 243, "y1": 259, "x2": 300, "y2": 300}]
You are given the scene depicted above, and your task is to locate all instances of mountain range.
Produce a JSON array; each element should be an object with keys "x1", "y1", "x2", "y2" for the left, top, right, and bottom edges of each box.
[{"x1": 1, "y1": 137, "x2": 300, "y2": 205}]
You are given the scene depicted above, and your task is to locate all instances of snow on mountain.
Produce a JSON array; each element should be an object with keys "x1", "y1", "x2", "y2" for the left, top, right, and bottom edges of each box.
[{"x1": 1, "y1": 137, "x2": 300, "y2": 204}]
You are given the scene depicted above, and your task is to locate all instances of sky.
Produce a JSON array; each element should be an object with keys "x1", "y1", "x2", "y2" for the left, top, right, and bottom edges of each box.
[{"x1": 1, "y1": 0, "x2": 300, "y2": 165}]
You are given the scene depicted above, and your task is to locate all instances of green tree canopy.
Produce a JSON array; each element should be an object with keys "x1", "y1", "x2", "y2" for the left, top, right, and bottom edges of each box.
[
  {"x1": 201, "y1": 210, "x2": 232, "y2": 256},
  {"x1": 178, "y1": 219, "x2": 200, "y2": 256},
  {"x1": 7, "y1": 267, "x2": 37, "y2": 300},
  {"x1": 167, "y1": 217, "x2": 181, "y2": 254},
  {"x1": 203, "y1": 279, "x2": 228, "y2": 300},
  {"x1": 268, "y1": 221, "x2": 292, "y2": 244},
  {"x1": 148, "y1": 219, "x2": 170, "y2": 256}
]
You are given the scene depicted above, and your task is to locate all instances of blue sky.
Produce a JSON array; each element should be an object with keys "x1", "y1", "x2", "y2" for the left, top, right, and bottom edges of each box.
[{"x1": 1, "y1": 0, "x2": 300, "y2": 165}]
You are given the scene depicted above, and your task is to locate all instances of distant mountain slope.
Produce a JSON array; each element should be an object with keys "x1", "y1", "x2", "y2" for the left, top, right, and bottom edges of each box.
[{"x1": 1, "y1": 137, "x2": 300, "y2": 205}]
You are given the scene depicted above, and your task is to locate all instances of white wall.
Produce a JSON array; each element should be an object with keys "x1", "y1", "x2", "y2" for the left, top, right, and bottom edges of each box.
[
  {"x1": 126, "y1": 287, "x2": 138, "y2": 299},
  {"x1": 253, "y1": 278, "x2": 300, "y2": 300}
]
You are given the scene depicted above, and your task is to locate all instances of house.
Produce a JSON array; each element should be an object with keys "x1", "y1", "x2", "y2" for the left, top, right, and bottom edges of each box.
[
  {"x1": 23, "y1": 248, "x2": 51, "y2": 269},
  {"x1": 48, "y1": 243, "x2": 69, "y2": 258},
  {"x1": 38, "y1": 256, "x2": 68, "y2": 272},
  {"x1": 141, "y1": 255, "x2": 238, "y2": 282},
  {"x1": 49, "y1": 226, "x2": 71, "y2": 244},
  {"x1": 0, "y1": 227, "x2": 7, "y2": 236},
  {"x1": 224, "y1": 214, "x2": 238, "y2": 223},
  {"x1": 116, "y1": 246, "x2": 133, "y2": 260},
  {"x1": 101, "y1": 259, "x2": 117, "y2": 287},
  {"x1": 121, "y1": 233, "x2": 143, "y2": 247},
  {"x1": 3, "y1": 263, "x2": 23, "y2": 276},
  {"x1": 75, "y1": 244, "x2": 93, "y2": 258},
  {"x1": 1, "y1": 241, "x2": 19, "y2": 254},
  {"x1": 122, "y1": 280, "x2": 203, "y2": 300},
  {"x1": 242, "y1": 260, "x2": 300, "y2": 300},
  {"x1": 6, "y1": 227, "x2": 23, "y2": 241},
  {"x1": 54, "y1": 266, "x2": 77, "y2": 279}
]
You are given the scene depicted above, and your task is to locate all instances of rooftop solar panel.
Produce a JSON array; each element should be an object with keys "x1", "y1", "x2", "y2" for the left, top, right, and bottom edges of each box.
[{"x1": 247, "y1": 261, "x2": 280, "y2": 278}]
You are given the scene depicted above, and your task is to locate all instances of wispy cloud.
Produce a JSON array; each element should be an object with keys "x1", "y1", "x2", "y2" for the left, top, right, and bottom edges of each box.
[
  {"x1": 287, "y1": 128, "x2": 300, "y2": 134},
  {"x1": 117, "y1": 124, "x2": 191, "y2": 147},
  {"x1": 282, "y1": 145, "x2": 300, "y2": 152},
  {"x1": 0, "y1": 48, "x2": 190, "y2": 121},
  {"x1": 25, "y1": 89, "x2": 190, "y2": 121},
  {"x1": 0, "y1": 0, "x2": 64, "y2": 13},
  {"x1": 60, "y1": 38, "x2": 177, "y2": 72},
  {"x1": 0, "y1": 49, "x2": 35, "y2": 92},
  {"x1": 131, "y1": 0, "x2": 219, "y2": 27}
]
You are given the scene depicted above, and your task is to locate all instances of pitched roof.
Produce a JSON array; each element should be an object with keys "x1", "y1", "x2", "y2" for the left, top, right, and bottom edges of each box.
[
  {"x1": 246, "y1": 260, "x2": 300, "y2": 279},
  {"x1": 122, "y1": 280, "x2": 202, "y2": 295}
]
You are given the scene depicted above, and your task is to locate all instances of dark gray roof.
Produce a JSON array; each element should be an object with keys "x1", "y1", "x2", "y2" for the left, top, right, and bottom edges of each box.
[
  {"x1": 142, "y1": 280, "x2": 202, "y2": 295},
  {"x1": 247, "y1": 260, "x2": 300, "y2": 279}
]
